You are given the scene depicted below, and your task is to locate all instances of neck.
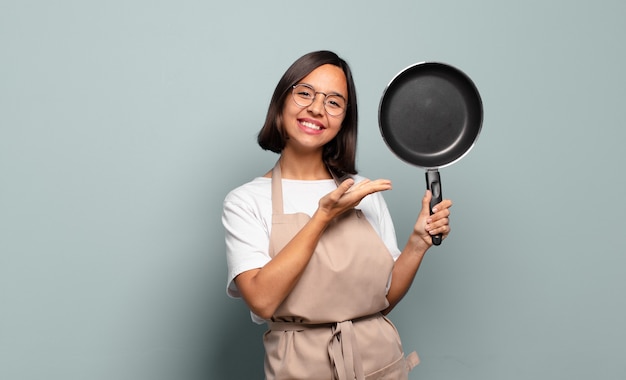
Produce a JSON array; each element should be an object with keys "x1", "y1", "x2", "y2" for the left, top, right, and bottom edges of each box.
[{"x1": 278, "y1": 150, "x2": 331, "y2": 180}]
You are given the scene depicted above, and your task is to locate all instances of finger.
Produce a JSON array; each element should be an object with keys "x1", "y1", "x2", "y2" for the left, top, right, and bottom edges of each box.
[
  {"x1": 432, "y1": 198, "x2": 453, "y2": 213},
  {"x1": 347, "y1": 178, "x2": 391, "y2": 194},
  {"x1": 324, "y1": 178, "x2": 355, "y2": 203},
  {"x1": 420, "y1": 190, "x2": 432, "y2": 217},
  {"x1": 366, "y1": 179, "x2": 392, "y2": 192},
  {"x1": 337, "y1": 178, "x2": 355, "y2": 193},
  {"x1": 428, "y1": 215, "x2": 450, "y2": 229},
  {"x1": 335, "y1": 180, "x2": 389, "y2": 211},
  {"x1": 358, "y1": 181, "x2": 392, "y2": 199},
  {"x1": 429, "y1": 221, "x2": 450, "y2": 237},
  {"x1": 428, "y1": 206, "x2": 451, "y2": 230},
  {"x1": 365, "y1": 179, "x2": 392, "y2": 191},
  {"x1": 345, "y1": 178, "x2": 370, "y2": 192}
]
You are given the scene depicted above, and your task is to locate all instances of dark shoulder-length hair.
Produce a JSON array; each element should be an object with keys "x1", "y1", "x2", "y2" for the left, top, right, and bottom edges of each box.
[{"x1": 257, "y1": 50, "x2": 359, "y2": 175}]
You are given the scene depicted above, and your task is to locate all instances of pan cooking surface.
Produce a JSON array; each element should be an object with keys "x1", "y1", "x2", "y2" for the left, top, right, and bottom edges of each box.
[{"x1": 379, "y1": 63, "x2": 482, "y2": 169}]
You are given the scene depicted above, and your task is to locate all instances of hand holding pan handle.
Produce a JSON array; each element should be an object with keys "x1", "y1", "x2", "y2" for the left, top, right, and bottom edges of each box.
[
  {"x1": 426, "y1": 169, "x2": 443, "y2": 245},
  {"x1": 378, "y1": 62, "x2": 483, "y2": 247}
]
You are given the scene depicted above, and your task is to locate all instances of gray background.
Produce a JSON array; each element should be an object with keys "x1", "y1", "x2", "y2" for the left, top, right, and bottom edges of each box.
[{"x1": 1, "y1": 0, "x2": 625, "y2": 379}]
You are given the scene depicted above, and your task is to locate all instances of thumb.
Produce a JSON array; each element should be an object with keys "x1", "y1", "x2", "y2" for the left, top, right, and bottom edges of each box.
[
  {"x1": 421, "y1": 190, "x2": 433, "y2": 216},
  {"x1": 337, "y1": 178, "x2": 355, "y2": 194}
]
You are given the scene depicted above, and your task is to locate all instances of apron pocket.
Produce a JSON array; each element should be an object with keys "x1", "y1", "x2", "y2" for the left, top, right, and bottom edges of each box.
[{"x1": 364, "y1": 354, "x2": 409, "y2": 380}]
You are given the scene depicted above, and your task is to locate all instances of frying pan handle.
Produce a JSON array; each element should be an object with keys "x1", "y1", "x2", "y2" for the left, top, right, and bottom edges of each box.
[{"x1": 425, "y1": 170, "x2": 443, "y2": 246}]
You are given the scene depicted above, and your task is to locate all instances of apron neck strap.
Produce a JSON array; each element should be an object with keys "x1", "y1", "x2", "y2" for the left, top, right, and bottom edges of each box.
[{"x1": 271, "y1": 160, "x2": 284, "y2": 215}]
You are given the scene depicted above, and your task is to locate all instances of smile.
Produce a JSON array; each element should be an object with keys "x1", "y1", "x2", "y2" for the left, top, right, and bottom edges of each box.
[{"x1": 299, "y1": 120, "x2": 324, "y2": 131}]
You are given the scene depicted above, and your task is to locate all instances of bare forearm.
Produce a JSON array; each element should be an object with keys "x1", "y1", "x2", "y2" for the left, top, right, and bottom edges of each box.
[
  {"x1": 235, "y1": 178, "x2": 394, "y2": 319},
  {"x1": 382, "y1": 192, "x2": 452, "y2": 314},
  {"x1": 382, "y1": 234, "x2": 429, "y2": 314},
  {"x1": 235, "y1": 210, "x2": 331, "y2": 319}
]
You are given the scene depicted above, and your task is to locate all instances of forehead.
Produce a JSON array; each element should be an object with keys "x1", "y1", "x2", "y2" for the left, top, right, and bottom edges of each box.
[{"x1": 300, "y1": 64, "x2": 348, "y2": 97}]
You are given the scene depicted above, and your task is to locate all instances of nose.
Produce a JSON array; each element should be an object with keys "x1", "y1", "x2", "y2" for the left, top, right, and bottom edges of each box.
[{"x1": 307, "y1": 93, "x2": 325, "y2": 115}]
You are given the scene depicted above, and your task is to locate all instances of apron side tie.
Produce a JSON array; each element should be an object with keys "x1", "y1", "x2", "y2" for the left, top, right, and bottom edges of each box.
[{"x1": 406, "y1": 351, "x2": 420, "y2": 371}]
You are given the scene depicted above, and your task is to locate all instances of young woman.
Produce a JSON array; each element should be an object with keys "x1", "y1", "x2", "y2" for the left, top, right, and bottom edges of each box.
[{"x1": 223, "y1": 50, "x2": 452, "y2": 379}]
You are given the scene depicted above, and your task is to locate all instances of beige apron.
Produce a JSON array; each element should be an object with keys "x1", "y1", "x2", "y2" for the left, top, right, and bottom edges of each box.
[{"x1": 263, "y1": 162, "x2": 419, "y2": 380}]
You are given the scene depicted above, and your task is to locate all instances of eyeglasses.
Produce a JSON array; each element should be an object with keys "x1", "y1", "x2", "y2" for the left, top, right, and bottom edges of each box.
[{"x1": 291, "y1": 84, "x2": 348, "y2": 116}]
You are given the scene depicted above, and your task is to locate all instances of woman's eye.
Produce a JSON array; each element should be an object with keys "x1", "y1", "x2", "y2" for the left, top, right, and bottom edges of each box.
[
  {"x1": 327, "y1": 96, "x2": 345, "y2": 109},
  {"x1": 298, "y1": 91, "x2": 312, "y2": 98}
]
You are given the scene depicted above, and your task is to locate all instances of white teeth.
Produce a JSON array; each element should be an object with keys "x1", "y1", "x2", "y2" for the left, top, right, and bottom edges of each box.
[{"x1": 301, "y1": 121, "x2": 321, "y2": 130}]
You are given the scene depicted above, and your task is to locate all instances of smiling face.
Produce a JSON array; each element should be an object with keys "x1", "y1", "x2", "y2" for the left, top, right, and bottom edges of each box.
[{"x1": 280, "y1": 64, "x2": 348, "y2": 155}]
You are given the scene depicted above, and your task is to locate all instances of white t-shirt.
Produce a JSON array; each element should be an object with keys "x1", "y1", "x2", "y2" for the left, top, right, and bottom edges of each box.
[{"x1": 222, "y1": 175, "x2": 401, "y2": 323}]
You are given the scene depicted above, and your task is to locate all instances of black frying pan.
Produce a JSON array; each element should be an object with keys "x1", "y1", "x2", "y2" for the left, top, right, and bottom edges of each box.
[{"x1": 378, "y1": 62, "x2": 483, "y2": 245}]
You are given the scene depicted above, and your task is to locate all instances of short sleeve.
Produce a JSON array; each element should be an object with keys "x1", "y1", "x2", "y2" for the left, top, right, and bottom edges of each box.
[
  {"x1": 375, "y1": 193, "x2": 402, "y2": 261},
  {"x1": 222, "y1": 198, "x2": 272, "y2": 298}
]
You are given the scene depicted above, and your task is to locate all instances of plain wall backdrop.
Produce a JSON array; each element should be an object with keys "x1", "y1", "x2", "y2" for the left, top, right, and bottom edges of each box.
[{"x1": 1, "y1": 0, "x2": 625, "y2": 379}]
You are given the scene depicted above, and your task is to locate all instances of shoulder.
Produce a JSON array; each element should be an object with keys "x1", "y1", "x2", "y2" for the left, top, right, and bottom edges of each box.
[
  {"x1": 222, "y1": 177, "x2": 273, "y2": 224},
  {"x1": 224, "y1": 177, "x2": 271, "y2": 206}
]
